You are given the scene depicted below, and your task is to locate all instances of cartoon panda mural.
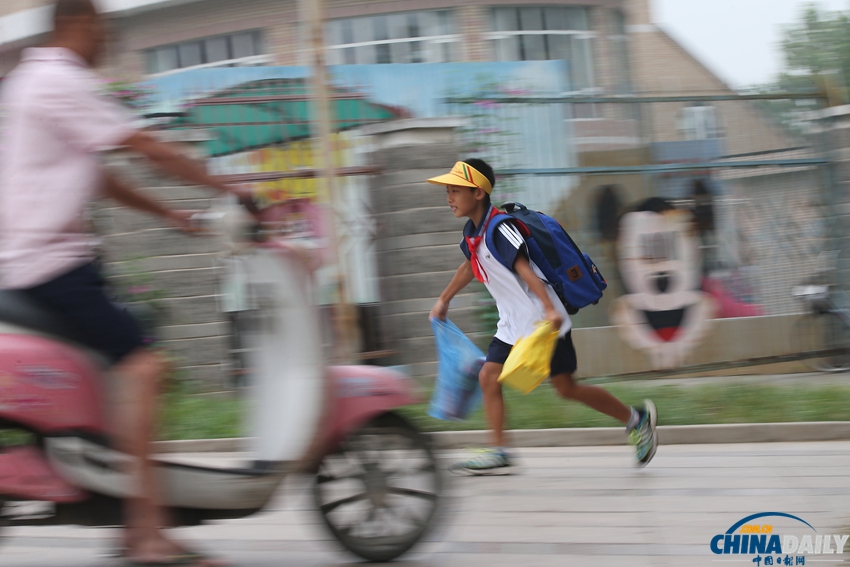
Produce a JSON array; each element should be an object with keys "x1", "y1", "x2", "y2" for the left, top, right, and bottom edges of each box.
[{"x1": 610, "y1": 198, "x2": 715, "y2": 369}]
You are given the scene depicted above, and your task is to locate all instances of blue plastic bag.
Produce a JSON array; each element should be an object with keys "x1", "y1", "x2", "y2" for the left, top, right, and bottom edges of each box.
[{"x1": 427, "y1": 318, "x2": 485, "y2": 421}]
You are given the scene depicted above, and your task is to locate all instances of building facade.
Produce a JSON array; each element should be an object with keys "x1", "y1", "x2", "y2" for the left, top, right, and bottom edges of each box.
[
  {"x1": 0, "y1": 0, "x2": 796, "y2": 157},
  {"x1": 0, "y1": 0, "x2": 825, "y2": 383},
  {"x1": 0, "y1": 0, "x2": 630, "y2": 94}
]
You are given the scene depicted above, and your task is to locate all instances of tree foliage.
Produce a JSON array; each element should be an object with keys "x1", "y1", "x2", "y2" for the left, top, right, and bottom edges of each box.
[
  {"x1": 776, "y1": 3, "x2": 850, "y2": 103},
  {"x1": 747, "y1": 4, "x2": 848, "y2": 135}
]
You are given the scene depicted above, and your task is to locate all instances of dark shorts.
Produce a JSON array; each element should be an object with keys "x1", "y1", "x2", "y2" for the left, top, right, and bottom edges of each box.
[
  {"x1": 486, "y1": 331, "x2": 578, "y2": 376},
  {"x1": 20, "y1": 262, "x2": 145, "y2": 364}
]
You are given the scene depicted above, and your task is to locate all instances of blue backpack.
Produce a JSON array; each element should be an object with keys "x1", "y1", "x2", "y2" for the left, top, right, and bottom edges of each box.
[{"x1": 485, "y1": 202, "x2": 607, "y2": 314}]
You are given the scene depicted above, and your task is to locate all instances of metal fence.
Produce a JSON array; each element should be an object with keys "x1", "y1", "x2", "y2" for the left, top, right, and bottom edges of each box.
[
  {"x1": 446, "y1": 92, "x2": 834, "y2": 319},
  {"x1": 443, "y1": 91, "x2": 848, "y2": 376},
  {"x1": 139, "y1": 63, "x2": 848, "y2": 377}
]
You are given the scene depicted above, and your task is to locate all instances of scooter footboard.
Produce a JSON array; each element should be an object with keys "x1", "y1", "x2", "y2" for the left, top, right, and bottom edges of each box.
[
  {"x1": 44, "y1": 436, "x2": 287, "y2": 511},
  {"x1": 156, "y1": 459, "x2": 286, "y2": 510}
]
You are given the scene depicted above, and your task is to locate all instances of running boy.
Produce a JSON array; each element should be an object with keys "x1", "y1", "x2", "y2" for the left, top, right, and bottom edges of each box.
[{"x1": 427, "y1": 158, "x2": 658, "y2": 474}]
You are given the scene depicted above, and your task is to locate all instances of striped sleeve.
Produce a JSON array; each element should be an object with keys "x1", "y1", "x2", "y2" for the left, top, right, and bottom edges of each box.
[{"x1": 491, "y1": 221, "x2": 527, "y2": 270}]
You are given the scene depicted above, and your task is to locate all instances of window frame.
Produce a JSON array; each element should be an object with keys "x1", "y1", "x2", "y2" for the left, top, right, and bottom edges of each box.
[
  {"x1": 325, "y1": 9, "x2": 461, "y2": 65},
  {"x1": 484, "y1": 6, "x2": 598, "y2": 92},
  {"x1": 145, "y1": 30, "x2": 268, "y2": 77},
  {"x1": 678, "y1": 105, "x2": 726, "y2": 141}
]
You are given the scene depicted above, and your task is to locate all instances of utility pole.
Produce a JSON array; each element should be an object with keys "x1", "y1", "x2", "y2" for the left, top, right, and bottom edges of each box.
[{"x1": 299, "y1": 0, "x2": 359, "y2": 363}]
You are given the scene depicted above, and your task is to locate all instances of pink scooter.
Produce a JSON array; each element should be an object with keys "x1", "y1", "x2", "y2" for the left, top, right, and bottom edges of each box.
[{"x1": 0, "y1": 202, "x2": 441, "y2": 562}]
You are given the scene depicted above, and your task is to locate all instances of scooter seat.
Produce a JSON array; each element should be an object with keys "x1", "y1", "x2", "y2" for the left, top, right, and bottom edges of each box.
[{"x1": 0, "y1": 290, "x2": 78, "y2": 343}]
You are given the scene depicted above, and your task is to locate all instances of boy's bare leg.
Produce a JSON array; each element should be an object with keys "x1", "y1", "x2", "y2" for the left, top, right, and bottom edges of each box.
[
  {"x1": 478, "y1": 362, "x2": 506, "y2": 447},
  {"x1": 111, "y1": 348, "x2": 222, "y2": 565},
  {"x1": 550, "y1": 372, "x2": 632, "y2": 424},
  {"x1": 552, "y1": 372, "x2": 658, "y2": 467}
]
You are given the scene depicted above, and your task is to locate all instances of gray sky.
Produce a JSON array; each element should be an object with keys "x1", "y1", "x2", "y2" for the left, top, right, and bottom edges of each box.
[{"x1": 653, "y1": 0, "x2": 849, "y2": 88}]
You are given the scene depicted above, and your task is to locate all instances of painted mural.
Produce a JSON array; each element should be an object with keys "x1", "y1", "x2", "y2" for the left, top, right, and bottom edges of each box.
[{"x1": 610, "y1": 198, "x2": 716, "y2": 369}]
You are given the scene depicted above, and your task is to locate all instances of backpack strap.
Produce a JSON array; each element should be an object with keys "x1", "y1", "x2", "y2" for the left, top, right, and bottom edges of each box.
[
  {"x1": 499, "y1": 202, "x2": 531, "y2": 237},
  {"x1": 502, "y1": 202, "x2": 527, "y2": 214},
  {"x1": 484, "y1": 213, "x2": 528, "y2": 271}
]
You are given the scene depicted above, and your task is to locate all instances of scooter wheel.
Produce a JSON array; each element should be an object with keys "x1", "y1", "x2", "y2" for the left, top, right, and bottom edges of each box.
[{"x1": 313, "y1": 412, "x2": 441, "y2": 562}]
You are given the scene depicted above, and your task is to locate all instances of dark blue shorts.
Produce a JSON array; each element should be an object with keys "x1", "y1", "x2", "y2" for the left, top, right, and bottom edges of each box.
[
  {"x1": 20, "y1": 262, "x2": 145, "y2": 364},
  {"x1": 486, "y1": 332, "x2": 578, "y2": 376}
]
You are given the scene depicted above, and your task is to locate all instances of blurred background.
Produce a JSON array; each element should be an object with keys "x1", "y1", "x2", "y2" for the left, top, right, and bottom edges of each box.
[{"x1": 2, "y1": 0, "x2": 850, "y2": 392}]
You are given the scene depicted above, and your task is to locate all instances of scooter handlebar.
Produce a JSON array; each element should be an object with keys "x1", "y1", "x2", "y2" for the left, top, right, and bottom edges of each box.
[{"x1": 188, "y1": 211, "x2": 227, "y2": 230}]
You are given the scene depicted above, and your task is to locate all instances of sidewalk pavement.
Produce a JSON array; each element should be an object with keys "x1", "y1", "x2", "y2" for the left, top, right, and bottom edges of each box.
[
  {"x1": 2, "y1": 441, "x2": 849, "y2": 566},
  {"x1": 152, "y1": 421, "x2": 850, "y2": 453},
  {"x1": 590, "y1": 371, "x2": 850, "y2": 387}
]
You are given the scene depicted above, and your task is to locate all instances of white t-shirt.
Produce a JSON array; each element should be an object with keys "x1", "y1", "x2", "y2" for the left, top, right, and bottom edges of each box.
[
  {"x1": 0, "y1": 48, "x2": 135, "y2": 289},
  {"x1": 462, "y1": 207, "x2": 571, "y2": 345}
]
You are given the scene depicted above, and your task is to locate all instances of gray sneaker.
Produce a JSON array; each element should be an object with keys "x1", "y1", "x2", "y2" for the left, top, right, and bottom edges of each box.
[
  {"x1": 628, "y1": 399, "x2": 658, "y2": 467},
  {"x1": 449, "y1": 448, "x2": 513, "y2": 475}
]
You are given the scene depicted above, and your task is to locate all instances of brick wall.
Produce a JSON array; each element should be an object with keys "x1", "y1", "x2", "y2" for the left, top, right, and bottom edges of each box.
[
  {"x1": 457, "y1": 4, "x2": 490, "y2": 62},
  {"x1": 624, "y1": 0, "x2": 651, "y2": 26}
]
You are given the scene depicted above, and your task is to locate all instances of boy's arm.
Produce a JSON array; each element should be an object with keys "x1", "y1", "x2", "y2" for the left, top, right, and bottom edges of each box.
[
  {"x1": 429, "y1": 260, "x2": 474, "y2": 321},
  {"x1": 514, "y1": 254, "x2": 563, "y2": 329}
]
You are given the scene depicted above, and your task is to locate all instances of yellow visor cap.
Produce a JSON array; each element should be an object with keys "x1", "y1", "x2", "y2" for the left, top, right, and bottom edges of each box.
[{"x1": 427, "y1": 161, "x2": 493, "y2": 194}]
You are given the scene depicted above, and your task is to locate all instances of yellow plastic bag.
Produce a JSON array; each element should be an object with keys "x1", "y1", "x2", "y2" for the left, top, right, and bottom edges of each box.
[{"x1": 498, "y1": 322, "x2": 559, "y2": 394}]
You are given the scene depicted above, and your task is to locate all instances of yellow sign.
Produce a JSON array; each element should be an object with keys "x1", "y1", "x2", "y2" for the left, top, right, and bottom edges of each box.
[{"x1": 213, "y1": 134, "x2": 352, "y2": 207}]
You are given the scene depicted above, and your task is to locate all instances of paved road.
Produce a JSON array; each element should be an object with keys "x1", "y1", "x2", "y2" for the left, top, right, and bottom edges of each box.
[{"x1": 2, "y1": 441, "x2": 849, "y2": 566}]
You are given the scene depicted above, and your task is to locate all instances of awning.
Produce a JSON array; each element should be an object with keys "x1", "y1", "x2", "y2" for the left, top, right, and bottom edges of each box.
[{"x1": 170, "y1": 78, "x2": 405, "y2": 157}]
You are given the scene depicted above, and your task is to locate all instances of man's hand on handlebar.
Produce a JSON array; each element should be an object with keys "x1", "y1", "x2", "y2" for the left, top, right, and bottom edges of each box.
[{"x1": 166, "y1": 209, "x2": 207, "y2": 234}]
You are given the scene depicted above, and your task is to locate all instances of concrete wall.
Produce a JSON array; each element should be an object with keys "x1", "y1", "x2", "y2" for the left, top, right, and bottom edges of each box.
[
  {"x1": 92, "y1": 122, "x2": 482, "y2": 387},
  {"x1": 95, "y1": 135, "x2": 233, "y2": 390},
  {"x1": 574, "y1": 314, "x2": 809, "y2": 378}
]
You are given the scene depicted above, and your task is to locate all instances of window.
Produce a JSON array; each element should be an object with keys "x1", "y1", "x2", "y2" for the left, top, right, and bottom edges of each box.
[
  {"x1": 488, "y1": 6, "x2": 595, "y2": 91},
  {"x1": 146, "y1": 30, "x2": 266, "y2": 75},
  {"x1": 678, "y1": 105, "x2": 725, "y2": 140},
  {"x1": 326, "y1": 10, "x2": 459, "y2": 65}
]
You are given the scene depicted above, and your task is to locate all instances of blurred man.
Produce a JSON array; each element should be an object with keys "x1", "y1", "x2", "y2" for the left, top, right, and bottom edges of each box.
[{"x1": 0, "y1": 1, "x2": 237, "y2": 564}]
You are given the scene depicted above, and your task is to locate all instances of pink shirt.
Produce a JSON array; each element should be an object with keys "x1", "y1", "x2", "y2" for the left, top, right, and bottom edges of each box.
[{"x1": 0, "y1": 48, "x2": 135, "y2": 289}]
